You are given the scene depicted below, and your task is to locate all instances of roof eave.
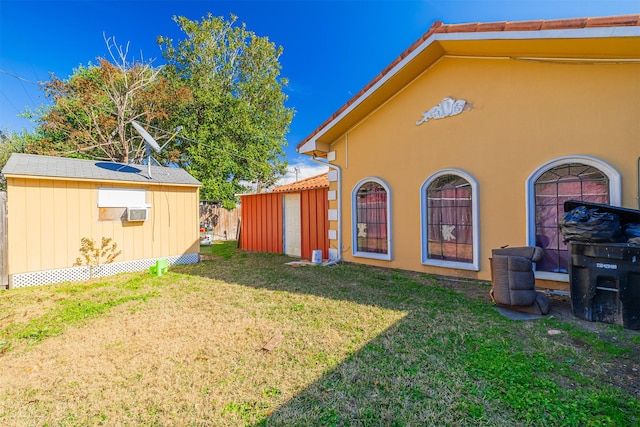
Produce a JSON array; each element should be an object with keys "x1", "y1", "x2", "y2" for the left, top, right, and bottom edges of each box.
[
  {"x1": 3, "y1": 173, "x2": 202, "y2": 187},
  {"x1": 296, "y1": 139, "x2": 331, "y2": 155},
  {"x1": 296, "y1": 23, "x2": 640, "y2": 154}
]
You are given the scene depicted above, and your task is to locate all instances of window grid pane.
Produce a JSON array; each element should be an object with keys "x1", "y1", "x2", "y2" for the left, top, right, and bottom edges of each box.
[
  {"x1": 426, "y1": 175, "x2": 473, "y2": 263},
  {"x1": 534, "y1": 163, "x2": 609, "y2": 273},
  {"x1": 356, "y1": 182, "x2": 388, "y2": 254}
]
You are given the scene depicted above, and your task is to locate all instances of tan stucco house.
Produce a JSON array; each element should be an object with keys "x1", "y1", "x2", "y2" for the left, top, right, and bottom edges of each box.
[
  {"x1": 2, "y1": 153, "x2": 201, "y2": 288},
  {"x1": 297, "y1": 15, "x2": 640, "y2": 292}
]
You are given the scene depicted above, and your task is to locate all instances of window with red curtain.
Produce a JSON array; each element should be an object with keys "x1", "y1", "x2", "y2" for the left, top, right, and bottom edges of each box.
[
  {"x1": 355, "y1": 181, "x2": 388, "y2": 254},
  {"x1": 534, "y1": 163, "x2": 609, "y2": 273},
  {"x1": 426, "y1": 174, "x2": 473, "y2": 263}
]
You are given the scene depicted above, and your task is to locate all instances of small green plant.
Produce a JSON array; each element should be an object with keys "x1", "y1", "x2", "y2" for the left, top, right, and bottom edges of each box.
[{"x1": 73, "y1": 237, "x2": 122, "y2": 278}]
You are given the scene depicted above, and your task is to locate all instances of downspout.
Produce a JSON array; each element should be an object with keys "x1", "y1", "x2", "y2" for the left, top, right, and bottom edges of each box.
[{"x1": 311, "y1": 154, "x2": 342, "y2": 265}]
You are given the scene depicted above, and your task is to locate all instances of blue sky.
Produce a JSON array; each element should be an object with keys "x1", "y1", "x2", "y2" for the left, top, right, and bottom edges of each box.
[{"x1": 1, "y1": 0, "x2": 638, "y2": 182}]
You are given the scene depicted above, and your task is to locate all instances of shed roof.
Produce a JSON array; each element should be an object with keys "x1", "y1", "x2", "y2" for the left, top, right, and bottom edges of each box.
[
  {"x1": 297, "y1": 14, "x2": 640, "y2": 155},
  {"x1": 272, "y1": 172, "x2": 329, "y2": 193},
  {"x1": 2, "y1": 153, "x2": 201, "y2": 186}
]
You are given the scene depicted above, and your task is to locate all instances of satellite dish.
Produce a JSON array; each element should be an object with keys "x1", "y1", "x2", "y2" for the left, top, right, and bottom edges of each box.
[
  {"x1": 130, "y1": 121, "x2": 183, "y2": 179},
  {"x1": 131, "y1": 120, "x2": 163, "y2": 178},
  {"x1": 131, "y1": 120, "x2": 161, "y2": 152}
]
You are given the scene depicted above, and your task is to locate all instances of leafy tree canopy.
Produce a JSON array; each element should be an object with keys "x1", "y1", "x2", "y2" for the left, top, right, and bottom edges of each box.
[
  {"x1": 28, "y1": 36, "x2": 191, "y2": 165},
  {"x1": 0, "y1": 128, "x2": 30, "y2": 190},
  {"x1": 159, "y1": 14, "x2": 294, "y2": 206}
]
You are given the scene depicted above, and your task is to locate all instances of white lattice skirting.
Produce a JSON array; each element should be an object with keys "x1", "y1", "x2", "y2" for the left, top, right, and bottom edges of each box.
[{"x1": 9, "y1": 253, "x2": 200, "y2": 289}]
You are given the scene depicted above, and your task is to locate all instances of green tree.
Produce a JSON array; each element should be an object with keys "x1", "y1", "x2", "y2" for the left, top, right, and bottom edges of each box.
[
  {"x1": 159, "y1": 14, "x2": 293, "y2": 206},
  {"x1": 0, "y1": 129, "x2": 32, "y2": 190},
  {"x1": 0, "y1": 130, "x2": 16, "y2": 190}
]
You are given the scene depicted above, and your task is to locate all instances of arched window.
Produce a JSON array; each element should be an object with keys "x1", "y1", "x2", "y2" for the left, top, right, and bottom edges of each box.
[
  {"x1": 527, "y1": 156, "x2": 621, "y2": 280},
  {"x1": 421, "y1": 169, "x2": 479, "y2": 271},
  {"x1": 352, "y1": 177, "x2": 392, "y2": 260}
]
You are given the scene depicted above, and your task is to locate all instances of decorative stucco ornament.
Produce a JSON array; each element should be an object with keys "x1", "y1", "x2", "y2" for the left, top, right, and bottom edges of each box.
[{"x1": 416, "y1": 97, "x2": 467, "y2": 125}]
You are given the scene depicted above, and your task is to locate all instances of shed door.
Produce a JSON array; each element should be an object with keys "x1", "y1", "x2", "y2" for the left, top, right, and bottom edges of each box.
[{"x1": 283, "y1": 193, "x2": 301, "y2": 257}]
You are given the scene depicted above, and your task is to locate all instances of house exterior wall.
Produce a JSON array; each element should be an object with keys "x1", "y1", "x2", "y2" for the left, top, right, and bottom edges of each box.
[
  {"x1": 6, "y1": 177, "x2": 200, "y2": 278},
  {"x1": 240, "y1": 188, "x2": 329, "y2": 259},
  {"x1": 326, "y1": 56, "x2": 640, "y2": 290}
]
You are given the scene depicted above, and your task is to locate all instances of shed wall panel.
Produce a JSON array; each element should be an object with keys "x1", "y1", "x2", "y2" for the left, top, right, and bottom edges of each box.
[
  {"x1": 266, "y1": 195, "x2": 274, "y2": 252},
  {"x1": 39, "y1": 180, "x2": 55, "y2": 270},
  {"x1": 261, "y1": 194, "x2": 268, "y2": 251},
  {"x1": 240, "y1": 193, "x2": 284, "y2": 254},
  {"x1": 272, "y1": 195, "x2": 280, "y2": 253},
  {"x1": 255, "y1": 195, "x2": 262, "y2": 250},
  {"x1": 301, "y1": 188, "x2": 329, "y2": 260},
  {"x1": 6, "y1": 178, "x2": 199, "y2": 275},
  {"x1": 240, "y1": 196, "x2": 247, "y2": 249}
]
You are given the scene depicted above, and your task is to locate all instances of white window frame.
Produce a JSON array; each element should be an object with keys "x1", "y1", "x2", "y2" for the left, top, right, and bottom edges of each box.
[
  {"x1": 420, "y1": 169, "x2": 480, "y2": 271},
  {"x1": 351, "y1": 176, "x2": 392, "y2": 261},
  {"x1": 526, "y1": 155, "x2": 621, "y2": 282}
]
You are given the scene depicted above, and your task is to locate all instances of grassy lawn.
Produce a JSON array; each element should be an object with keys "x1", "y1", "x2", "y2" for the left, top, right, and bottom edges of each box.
[{"x1": 0, "y1": 241, "x2": 639, "y2": 426}]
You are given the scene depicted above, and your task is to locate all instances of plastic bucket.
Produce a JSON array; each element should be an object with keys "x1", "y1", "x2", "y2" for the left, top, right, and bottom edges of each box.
[{"x1": 311, "y1": 250, "x2": 322, "y2": 264}]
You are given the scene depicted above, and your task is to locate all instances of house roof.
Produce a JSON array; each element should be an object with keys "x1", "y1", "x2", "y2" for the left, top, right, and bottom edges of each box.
[
  {"x1": 272, "y1": 172, "x2": 329, "y2": 193},
  {"x1": 297, "y1": 14, "x2": 640, "y2": 155},
  {"x1": 2, "y1": 153, "x2": 201, "y2": 187}
]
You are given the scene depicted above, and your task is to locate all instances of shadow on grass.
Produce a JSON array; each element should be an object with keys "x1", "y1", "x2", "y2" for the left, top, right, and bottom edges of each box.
[{"x1": 173, "y1": 244, "x2": 639, "y2": 426}]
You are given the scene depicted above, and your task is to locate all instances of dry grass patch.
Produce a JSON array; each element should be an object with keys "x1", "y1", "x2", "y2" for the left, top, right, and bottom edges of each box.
[
  {"x1": 0, "y1": 256, "x2": 404, "y2": 426},
  {"x1": 1, "y1": 242, "x2": 639, "y2": 426}
]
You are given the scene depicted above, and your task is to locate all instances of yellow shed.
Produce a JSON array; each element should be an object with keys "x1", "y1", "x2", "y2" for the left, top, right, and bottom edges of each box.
[
  {"x1": 297, "y1": 15, "x2": 640, "y2": 292},
  {"x1": 2, "y1": 153, "x2": 201, "y2": 288}
]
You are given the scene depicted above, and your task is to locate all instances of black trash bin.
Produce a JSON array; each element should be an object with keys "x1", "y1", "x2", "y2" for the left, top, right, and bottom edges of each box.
[
  {"x1": 564, "y1": 201, "x2": 640, "y2": 330},
  {"x1": 569, "y1": 242, "x2": 640, "y2": 329}
]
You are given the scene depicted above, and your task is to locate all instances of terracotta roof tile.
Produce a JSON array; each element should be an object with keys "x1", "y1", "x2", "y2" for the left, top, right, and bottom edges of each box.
[
  {"x1": 504, "y1": 20, "x2": 544, "y2": 31},
  {"x1": 586, "y1": 15, "x2": 640, "y2": 27},
  {"x1": 430, "y1": 20, "x2": 447, "y2": 33},
  {"x1": 272, "y1": 172, "x2": 328, "y2": 193},
  {"x1": 476, "y1": 22, "x2": 508, "y2": 32},
  {"x1": 445, "y1": 23, "x2": 481, "y2": 33},
  {"x1": 541, "y1": 18, "x2": 588, "y2": 30},
  {"x1": 297, "y1": 14, "x2": 640, "y2": 151}
]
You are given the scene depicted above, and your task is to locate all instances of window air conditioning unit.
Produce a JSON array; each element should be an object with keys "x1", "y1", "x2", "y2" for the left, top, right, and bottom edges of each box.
[{"x1": 127, "y1": 207, "x2": 148, "y2": 222}]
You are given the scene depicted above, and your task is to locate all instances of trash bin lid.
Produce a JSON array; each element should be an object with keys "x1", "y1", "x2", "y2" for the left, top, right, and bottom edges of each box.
[{"x1": 564, "y1": 200, "x2": 640, "y2": 226}]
